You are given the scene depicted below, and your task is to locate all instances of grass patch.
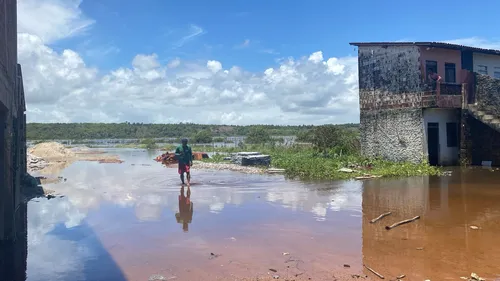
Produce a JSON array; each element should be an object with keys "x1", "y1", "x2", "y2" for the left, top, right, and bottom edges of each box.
[{"x1": 200, "y1": 145, "x2": 442, "y2": 180}]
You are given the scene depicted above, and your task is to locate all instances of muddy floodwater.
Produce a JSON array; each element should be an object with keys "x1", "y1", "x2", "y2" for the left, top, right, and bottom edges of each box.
[{"x1": 26, "y1": 149, "x2": 500, "y2": 281}]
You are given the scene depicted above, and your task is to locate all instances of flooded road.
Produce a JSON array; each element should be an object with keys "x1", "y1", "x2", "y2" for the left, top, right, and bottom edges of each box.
[{"x1": 26, "y1": 149, "x2": 500, "y2": 281}]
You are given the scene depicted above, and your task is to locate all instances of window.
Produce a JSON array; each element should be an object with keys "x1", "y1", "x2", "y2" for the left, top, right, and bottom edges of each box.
[
  {"x1": 444, "y1": 63, "x2": 456, "y2": 83},
  {"x1": 477, "y1": 65, "x2": 488, "y2": 75},
  {"x1": 446, "y1": 122, "x2": 458, "y2": 147},
  {"x1": 426, "y1": 60, "x2": 438, "y2": 79},
  {"x1": 494, "y1": 67, "x2": 500, "y2": 79}
]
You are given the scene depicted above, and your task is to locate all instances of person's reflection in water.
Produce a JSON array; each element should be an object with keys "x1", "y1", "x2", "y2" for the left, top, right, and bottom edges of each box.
[{"x1": 175, "y1": 185, "x2": 194, "y2": 232}]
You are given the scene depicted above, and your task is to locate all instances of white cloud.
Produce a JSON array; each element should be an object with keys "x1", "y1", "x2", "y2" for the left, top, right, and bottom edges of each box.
[
  {"x1": 18, "y1": 0, "x2": 361, "y2": 125},
  {"x1": 172, "y1": 24, "x2": 205, "y2": 48},
  {"x1": 206, "y1": 60, "x2": 223, "y2": 73},
  {"x1": 444, "y1": 37, "x2": 500, "y2": 50},
  {"x1": 18, "y1": 0, "x2": 94, "y2": 44}
]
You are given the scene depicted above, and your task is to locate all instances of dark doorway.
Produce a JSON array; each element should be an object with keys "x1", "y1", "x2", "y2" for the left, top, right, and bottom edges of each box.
[{"x1": 427, "y1": 122, "x2": 440, "y2": 166}]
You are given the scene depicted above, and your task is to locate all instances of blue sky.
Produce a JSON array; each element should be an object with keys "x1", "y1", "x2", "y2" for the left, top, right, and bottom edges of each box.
[
  {"x1": 58, "y1": 0, "x2": 500, "y2": 71},
  {"x1": 17, "y1": 0, "x2": 500, "y2": 124}
]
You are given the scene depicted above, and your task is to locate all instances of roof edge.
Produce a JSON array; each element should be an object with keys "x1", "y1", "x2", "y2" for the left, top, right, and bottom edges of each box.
[{"x1": 348, "y1": 41, "x2": 500, "y2": 56}]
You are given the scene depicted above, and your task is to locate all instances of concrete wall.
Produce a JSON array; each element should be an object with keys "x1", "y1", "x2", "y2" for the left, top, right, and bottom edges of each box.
[
  {"x1": 423, "y1": 109, "x2": 460, "y2": 166},
  {"x1": 360, "y1": 108, "x2": 425, "y2": 163},
  {"x1": 1, "y1": 0, "x2": 27, "y2": 248},
  {"x1": 357, "y1": 45, "x2": 425, "y2": 163},
  {"x1": 419, "y1": 47, "x2": 462, "y2": 83},
  {"x1": 473, "y1": 53, "x2": 500, "y2": 78}
]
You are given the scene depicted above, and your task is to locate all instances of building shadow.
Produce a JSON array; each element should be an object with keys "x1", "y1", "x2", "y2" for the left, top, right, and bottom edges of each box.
[{"x1": 43, "y1": 220, "x2": 128, "y2": 281}]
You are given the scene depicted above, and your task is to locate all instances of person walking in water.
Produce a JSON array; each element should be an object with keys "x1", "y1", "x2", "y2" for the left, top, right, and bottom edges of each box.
[{"x1": 175, "y1": 138, "x2": 193, "y2": 185}]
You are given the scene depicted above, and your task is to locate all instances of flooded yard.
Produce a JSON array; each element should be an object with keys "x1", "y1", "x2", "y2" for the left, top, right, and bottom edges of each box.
[{"x1": 26, "y1": 149, "x2": 500, "y2": 281}]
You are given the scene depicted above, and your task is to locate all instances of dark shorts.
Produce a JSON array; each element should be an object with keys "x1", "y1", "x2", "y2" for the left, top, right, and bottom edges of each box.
[{"x1": 178, "y1": 163, "x2": 191, "y2": 174}]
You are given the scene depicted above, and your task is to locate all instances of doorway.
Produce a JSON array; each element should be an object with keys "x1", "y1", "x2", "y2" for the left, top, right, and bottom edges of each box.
[{"x1": 427, "y1": 122, "x2": 440, "y2": 166}]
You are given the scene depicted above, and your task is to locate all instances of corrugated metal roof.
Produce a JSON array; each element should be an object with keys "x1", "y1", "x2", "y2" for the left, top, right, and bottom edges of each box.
[{"x1": 349, "y1": 41, "x2": 500, "y2": 56}]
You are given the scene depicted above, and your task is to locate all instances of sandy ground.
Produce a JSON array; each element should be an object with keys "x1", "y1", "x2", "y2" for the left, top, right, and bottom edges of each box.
[
  {"x1": 190, "y1": 161, "x2": 268, "y2": 174},
  {"x1": 27, "y1": 142, "x2": 123, "y2": 175},
  {"x1": 24, "y1": 142, "x2": 123, "y2": 201}
]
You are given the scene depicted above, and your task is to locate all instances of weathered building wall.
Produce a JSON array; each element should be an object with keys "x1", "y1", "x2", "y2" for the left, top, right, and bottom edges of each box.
[
  {"x1": 419, "y1": 47, "x2": 462, "y2": 83},
  {"x1": 360, "y1": 108, "x2": 424, "y2": 162},
  {"x1": 473, "y1": 53, "x2": 500, "y2": 78},
  {"x1": 1, "y1": 0, "x2": 26, "y2": 243},
  {"x1": 475, "y1": 73, "x2": 500, "y2": 114},
  {"x1": 357, "y1": 45, "x2": 425, "y2": 163}
]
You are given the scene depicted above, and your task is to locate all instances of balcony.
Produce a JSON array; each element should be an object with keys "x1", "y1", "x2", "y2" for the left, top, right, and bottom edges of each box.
[{"x1": 422, "y1": 82, "x2": 465, "y2": 108}]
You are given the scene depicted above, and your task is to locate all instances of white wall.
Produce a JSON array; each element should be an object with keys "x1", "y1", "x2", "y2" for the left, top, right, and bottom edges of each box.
[
  {"x1": 423, "y1": 109, "x2": 460, "y2": 166},
  {"x1": 473, "y1": 53, "x2": 500, "y2": 78}
]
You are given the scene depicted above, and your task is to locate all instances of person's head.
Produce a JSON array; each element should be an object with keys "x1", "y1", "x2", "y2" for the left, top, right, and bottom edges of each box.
[{"x1": 181, "y1": 138, "x2": 188, "y2": 146}]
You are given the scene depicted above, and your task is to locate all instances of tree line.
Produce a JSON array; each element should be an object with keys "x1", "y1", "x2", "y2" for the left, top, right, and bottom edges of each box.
[{"x1": 26, "y1": 122, "x2": 359, "y2": 140}]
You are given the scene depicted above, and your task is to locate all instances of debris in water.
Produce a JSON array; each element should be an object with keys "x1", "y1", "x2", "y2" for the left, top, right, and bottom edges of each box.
[
  {"x1": 370, "y1": 211, "x2": 392, "y2": 223},
  {"x1": 385, "y1": 216, "x2": 420, "y2": 230},
  {"x1": 397, "y1": 274, "x2": 406, "y2": 279},
  {"x1": 416, "y1": 247, "x2": 424, "y2": 250},
  {"x1": 282, "y1": 252, "x2": 290, "y2": 256},
  {"x1": 470, "y1": 225, "x2": 480, "y2": 230},
  {"x1": 338, "y1": 168, "x2": 356, "y2": 173},
  {"x1": 470, "y1": 272, "x2": 485, "y2": 281},
  {"x1": 344, "y1": 264, "x2": 351, "y2": 268},
  {"x1": 269, "y1": 268, "x2": 277, "y2": 272},
  {"x1": 355, "y1": 174, "x2": 383, "y2": 180},
  {"x1": 272, "y1": 275, "x2": 279, "y2": 279},
  {"x1": 209, "y1": 252, "x2": 221, "y2": 260},
  {"x1": 364, "y1": 264, "x2": 384, "y2": 279}
]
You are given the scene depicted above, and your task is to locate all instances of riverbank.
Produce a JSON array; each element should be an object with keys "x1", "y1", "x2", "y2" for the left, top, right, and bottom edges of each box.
[
  {"x1": 28, "y1": 142, "x2": 123, "y2": 174},
  {"x1": 201, "y1": 146, "x2": 442, "y2": 180}
]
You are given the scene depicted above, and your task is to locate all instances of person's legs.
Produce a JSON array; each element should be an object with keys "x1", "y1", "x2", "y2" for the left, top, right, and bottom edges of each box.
[
  {"x1": 185, "y1": 164, "x2": 191, "y2": 184},
  {"x1": 178, "y1": 164, "x2": 186, "y2": 184}
]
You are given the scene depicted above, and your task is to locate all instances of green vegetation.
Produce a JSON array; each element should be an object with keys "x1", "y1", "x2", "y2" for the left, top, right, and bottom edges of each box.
[
  {"x1": 192, "y1": 130, "x2": 213, "y2": 143},
  {"x1": 245, "y1": 126, "x2": 272, "y2": 144},
  {"x1": 199, "y1": 125, "x2": 441, "y2": 180},
  {"x1": 26, "y1": 122, "x2": 359, "y2": 140},
  {"x1": 140, "y1": 138, "x2": 158, "y2": 150}
]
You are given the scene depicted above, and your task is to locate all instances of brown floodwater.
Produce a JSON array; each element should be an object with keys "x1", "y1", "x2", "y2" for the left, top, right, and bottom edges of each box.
[{"x1": 25, "y1": 148, "x2": 500, "y2": 281}]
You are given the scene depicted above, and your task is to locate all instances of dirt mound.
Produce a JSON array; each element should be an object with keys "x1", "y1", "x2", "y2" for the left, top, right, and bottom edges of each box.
[{"x1": 28, "y1": 142, "x2": 75, "y2": 159}]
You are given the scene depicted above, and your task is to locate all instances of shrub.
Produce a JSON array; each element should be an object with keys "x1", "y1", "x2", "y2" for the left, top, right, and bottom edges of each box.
[
  {"x1": 192, "y1": 130, "x2": 213, "y2": 143},
  {"x1": 246, "y1": 126, "x2": 271, "y2": 144}
]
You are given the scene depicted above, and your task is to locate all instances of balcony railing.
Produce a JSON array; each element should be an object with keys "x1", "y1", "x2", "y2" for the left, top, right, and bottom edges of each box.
[
  {"x1": 439, "y1": 82, "x2": 462, "y2": 95},
  {"x1": 422, "y1": 82, "x2": 466, "y2": 108}
]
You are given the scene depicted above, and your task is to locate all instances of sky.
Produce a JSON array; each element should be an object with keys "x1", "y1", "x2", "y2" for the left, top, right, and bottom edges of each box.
[{"x1": 17, "y1": 0, "x2": 500, "y2": 125}]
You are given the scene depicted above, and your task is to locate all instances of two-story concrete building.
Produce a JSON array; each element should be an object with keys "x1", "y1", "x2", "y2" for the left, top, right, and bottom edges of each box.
[{"x1": 350, "y1": 41, "x2": 500, "y2": 166}]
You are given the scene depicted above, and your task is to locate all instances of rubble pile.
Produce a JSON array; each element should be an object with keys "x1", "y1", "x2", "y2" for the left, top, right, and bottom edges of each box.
[
  {"x1": 28, "y1": 142, "x2": 75, "y2": 159},
  {"x1": 154, "y1": 152, "x2": 178, "y2": 165},
  {"x1": 231, "y1": 152, "x2": 271, "y2": 166},
  {"x1": 27, "y1": 153, "x2": 49, "y2": 172}
]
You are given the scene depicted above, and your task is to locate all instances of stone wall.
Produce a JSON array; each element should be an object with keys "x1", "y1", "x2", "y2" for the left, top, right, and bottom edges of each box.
[
  {"x1": 475, "y1": 73, "x2": 500, "y2": 115},
  {"x1": 357, "y1": 45, "x2": 425, "y2": 163},
  {"x1": 360, "y1": 108, "x2": 424, "y2": 163}
]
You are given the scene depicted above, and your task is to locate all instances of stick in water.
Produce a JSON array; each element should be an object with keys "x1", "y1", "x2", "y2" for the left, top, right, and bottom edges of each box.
[
  {"x1": 370, "y1": 211, "x2": 392, "y2": 223},
  {"x1": 364, "y1": 264, "x2": 384, "y2": 279},
  {"x1": 385, "y1": 216, "x2": 420, "y2": 230}
]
